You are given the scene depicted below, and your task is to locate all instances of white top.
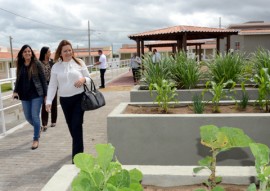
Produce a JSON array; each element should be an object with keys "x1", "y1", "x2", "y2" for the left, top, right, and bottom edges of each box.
[
  {"x1": 130, "y1": 56, "x2": 141, "y2": 69},
  {"x1": 152, "y1": 52, "x2": 161, "y2": 63},
  {"x1": 99, "y1": 54, "x2": 107, "y2": 69},
  {"x1": 46, "y1": 59, "x2": 91, "y2": 105}
]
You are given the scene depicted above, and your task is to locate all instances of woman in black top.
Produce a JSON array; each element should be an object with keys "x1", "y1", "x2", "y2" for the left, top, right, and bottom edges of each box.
[
  {"x1": 13, "y1": 45, "x2": 47, "y2": 150},
  {"x1": 39, "y1": 47, "x2": 57, "y2": 132}
]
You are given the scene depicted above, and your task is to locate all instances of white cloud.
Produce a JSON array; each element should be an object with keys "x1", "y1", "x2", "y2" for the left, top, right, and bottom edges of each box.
[{"x1": 0, "y1": 0, "x2": 269, "y2": 51}]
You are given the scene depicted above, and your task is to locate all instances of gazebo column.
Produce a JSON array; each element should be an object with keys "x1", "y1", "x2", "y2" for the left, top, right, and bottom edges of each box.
[
  {"x1": 141, "y1": 40, "x2": 144, "y2": 55},
  {"x1": 182, "y1": 33, "x2": 187, "y2": 52},
  {"x1": 195, "y1": 45, "x2": 198, "y2": 60},
  {"x1": 199, "y1": 44, "x2": 202, "y2": 61},
  {"x1": 177, "y1": 39, "x2": 182, "y2": 52},
  {"x1": 172, "y1": 45, "x2": 176, "y2": 53},
  {"x1": 216, "y1": 36, "x2": 220, "y2": 54},
  {"x1": 136, "y1": 39, "x2": 140, "y2": 57},
  {"x1": 226, "y1": 35, "x2": 231, "y2": 53}
]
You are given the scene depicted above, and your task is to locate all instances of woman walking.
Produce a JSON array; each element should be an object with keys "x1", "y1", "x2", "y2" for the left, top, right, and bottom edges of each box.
[
  {"x1": 46, "y1": 40, "x2": 91, "y2": 163},
  {"x1": 13, "y1": 45, "x2": 47, "y2": 150},
  {"x1": 39, "y1": 47, "x2": 57, "y2": 131}
]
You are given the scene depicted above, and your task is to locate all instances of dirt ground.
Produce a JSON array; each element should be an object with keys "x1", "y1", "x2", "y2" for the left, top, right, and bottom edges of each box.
[
  {"x1": 143, "y1": 184, "x2": 248, "y2": 191},
  {"x1": 124, "y1": 104, "x2": 265, "y2": 114}
]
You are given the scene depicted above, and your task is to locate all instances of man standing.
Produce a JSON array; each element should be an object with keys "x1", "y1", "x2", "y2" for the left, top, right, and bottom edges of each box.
[
  {"x1": 130, "y1": 53, "x2": 141, "y2": 84},
  {"x1": 152, "y1": 49, "x2": 161, "y2": 63},
  {"x1": 95, "y1": 50, "x2": 107, "y2": 88}
]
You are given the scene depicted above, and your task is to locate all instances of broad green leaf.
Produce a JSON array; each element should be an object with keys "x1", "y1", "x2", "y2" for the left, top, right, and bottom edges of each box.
[
  {"x1": 247, "y1": 183, "x2": 257, "y2": 191},
  {"x1": 92, "y1": 170, "x2": 105, "y2": 189},
  {"x1": 108, "y1": 169, "x2": 130, "y2": 188},
  {"x1": 220, "y1": 127, "x2": 253, "y2": 148},
  {"x1": 96, "y1": 143, "x2": 115, "y2": 171},
  {"x1": 129, "y1": 183, "x2": 143, "y2": 191},
  {"x1": 129, "y1": 168, "x2": 143, "y2": 184},
  {"x1": 108, "y1": 161, "x2": 122, "y2": 176},
  {"x1": 193, "y1": 166, "x2": 207, "y2": 174},
  {"x1": 106, "y1": 183, "x2": 118, "y2": 191},
  {"x1": 250, "y1": 143, "x2": 270, "y2": 167},
  {"x1": 212, "y1": 186, "x2": 225, "y2": 191},
  {"x1": 198, "y1": 156, "x2": 212, "y2": 167},
  {"x1": 73, "y1": 153, "x2": 95, "y2": 174},
  {"x1": 264, "y1": 166, "x2": 270, "y2": 177},
  {"x1": 71, "y1": 172, "x2": 99, "y2": 191}
]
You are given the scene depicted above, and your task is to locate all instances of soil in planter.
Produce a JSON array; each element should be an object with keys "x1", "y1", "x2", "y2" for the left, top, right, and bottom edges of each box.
[
  {"x1": 143, "y1": 184, "x2": 248, "y2": 191},
  {"x1": 124, "y1": 104, "x2": 266, "y2": 114}
]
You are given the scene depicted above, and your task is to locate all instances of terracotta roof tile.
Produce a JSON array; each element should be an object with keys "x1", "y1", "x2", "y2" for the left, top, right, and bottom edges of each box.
[
  {"x1": 239, "y1": 29, "x2": 270, "y2": 35},
  {"x1": 129, "y1": 25, "x2": 238, "y2": 38}
]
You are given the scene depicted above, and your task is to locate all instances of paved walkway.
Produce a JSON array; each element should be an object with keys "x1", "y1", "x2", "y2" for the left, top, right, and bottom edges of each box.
[{"x1": 0, "y1": 71, "x2": 134, "y2": 191}]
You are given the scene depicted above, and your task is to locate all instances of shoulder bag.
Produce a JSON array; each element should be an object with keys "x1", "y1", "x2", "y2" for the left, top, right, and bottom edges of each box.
[{"x1": 81, "y1": 79, "x2": 106, "y2": 111}]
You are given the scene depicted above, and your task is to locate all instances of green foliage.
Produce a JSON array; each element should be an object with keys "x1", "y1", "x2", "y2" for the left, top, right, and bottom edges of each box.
[
  {"x1": 170, "y1": 51, "x2": 201, "y2": 89},
  {"x1": 192, "y1": 94, "x2": 205, "y2": 114},
  {"x1": 207, "y1": 52, "x2": 246, "y2": 84},
  {"x1": 249, "y1": 143, "x2": 270, "y2": 191},
  {"x1": 252, "y1": 48, "x2": 270, "y2": 76},
  {"x1": 253, "y1": 68, "x2": 270, "y2": 111},
  {"x1": 193, "y1": 125, "x2": 253, "y2": 190},
  {"x1": 149, "y1": 79, "x2": 178, "y2": 113},
  {"x1": 204, "y1": 80, "x2": 236, "y2": 113},
  {"x1": 237, "y1": 81, "x2": 249, "y2": 110},
  {"x1": 142, "y1": 54, "x2": 172, "y2": 87},
  {"x1": 72, "y1": 144, "x2": 143, "y2": 191},
  {"x1": 0, "y1": 83, "x2": 12, "y2": 92}
]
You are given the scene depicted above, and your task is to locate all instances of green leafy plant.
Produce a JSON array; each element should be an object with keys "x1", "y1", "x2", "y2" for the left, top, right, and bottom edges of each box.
[
  {"x1": 72, "y1": 143, "x2": 143, "y2": 191},
  {"x1": 253, "y1": 68, "x2": 270, "y2": 111},
  {"x1": 193, "y1": 125, "x2": 254, "y2": 191},
  {"x1": 142, "y1": 54, "x2": 172, "y2": 88},
  {"x1": 149, "y1": 79, "x2": 178, "y2": 113},
  {"x1": 170, "y1": 51, "x2": 201, "y2": 89},
  {"x1": 207, "y1": 52, "x2": 246, "y2": 84},
  {"x1": 204, "y1": 80, "x2": 236, "y2": 113},
  {"x1": 248, "y1": 143, "x2": 270, "y2": 191},
  {"x1": 252, "y1": 48, "x2": 270, "y2": 76},
  {"x1": 236, "y1": 81, "x2": 249, "y2": 110},
  {"x1": 192, "y1": 94, "x2": 205, "y2": 114}
]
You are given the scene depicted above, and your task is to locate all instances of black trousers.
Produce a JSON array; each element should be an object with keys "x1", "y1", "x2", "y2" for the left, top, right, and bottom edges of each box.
[
  {"x1": 60, "y1": 93, "x2": 84, "y2": 163},
  {"x1": 41, "y1": 92, "x2": 57, "y2": 126},
  {"x1": 100, "y1": 69, "x2": 106, "y2": 87}
]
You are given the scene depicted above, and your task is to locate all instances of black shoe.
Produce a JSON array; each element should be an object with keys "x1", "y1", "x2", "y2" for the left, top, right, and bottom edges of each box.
[{"x1": 99, "y1": 86, "x2": 105, "y2": 89}]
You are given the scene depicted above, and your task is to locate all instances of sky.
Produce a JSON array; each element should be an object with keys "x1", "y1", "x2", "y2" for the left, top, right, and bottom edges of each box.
[{"x1": 0, "y1": 0, "x2": 269, "y2": 52}]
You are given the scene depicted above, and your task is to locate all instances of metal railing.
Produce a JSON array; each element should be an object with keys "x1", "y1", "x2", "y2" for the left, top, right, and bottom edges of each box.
[{"x1": 0, "y1": 59, "x2": 130, "y2": 136}]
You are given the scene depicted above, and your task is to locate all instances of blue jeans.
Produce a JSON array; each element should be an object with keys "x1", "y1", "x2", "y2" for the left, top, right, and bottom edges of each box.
[{"x1": 21, "y1": 96, "x2": 43, "y2": 141}]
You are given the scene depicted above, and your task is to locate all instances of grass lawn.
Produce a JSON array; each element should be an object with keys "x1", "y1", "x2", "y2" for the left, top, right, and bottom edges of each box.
[{"x1": 1, "y1": 83, "x2": 12, "y2": 92}]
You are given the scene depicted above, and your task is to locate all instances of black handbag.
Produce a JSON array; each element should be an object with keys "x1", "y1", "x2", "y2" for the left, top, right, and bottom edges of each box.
[{"x1": 81, "y1": 79, "x2": 106, "y2": 111}]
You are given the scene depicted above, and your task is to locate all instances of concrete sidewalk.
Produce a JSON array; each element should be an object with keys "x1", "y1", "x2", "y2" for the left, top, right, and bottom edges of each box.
[{"x1": 0, "y1": 71, "x2": 134, "y2": 191}]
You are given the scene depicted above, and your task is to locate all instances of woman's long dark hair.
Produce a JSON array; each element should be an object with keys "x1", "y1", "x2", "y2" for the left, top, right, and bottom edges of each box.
[
  {"x1": 16, "y1": 44, "x2": 38, "y2": 79},
  {"x1": 39, "y1": 46, "x2": 49, "y2": 62}
]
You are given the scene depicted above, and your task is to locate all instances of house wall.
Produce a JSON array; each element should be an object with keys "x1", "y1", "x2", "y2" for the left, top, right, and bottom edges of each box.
[{"x1": 220, "y1": 34, "x2": 270, "y2": 55}]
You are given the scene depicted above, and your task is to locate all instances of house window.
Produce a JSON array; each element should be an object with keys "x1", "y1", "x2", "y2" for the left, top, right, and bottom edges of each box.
[{"x1": 235, "y1": 42, "x2": 240, "y2": 50}]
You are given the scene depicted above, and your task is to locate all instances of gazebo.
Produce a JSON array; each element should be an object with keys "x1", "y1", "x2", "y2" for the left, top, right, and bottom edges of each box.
[{"x1": 128, "y1": 25, "x2": 238, "y2": 59}]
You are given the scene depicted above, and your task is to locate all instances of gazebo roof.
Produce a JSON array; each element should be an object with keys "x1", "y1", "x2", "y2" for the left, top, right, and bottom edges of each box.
[{"x1": 129, "y1": 25, "x2": 238, "y2": 41}]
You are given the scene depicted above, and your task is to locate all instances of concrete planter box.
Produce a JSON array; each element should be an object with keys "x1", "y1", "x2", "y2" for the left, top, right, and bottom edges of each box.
[
  {"x1": 130, "y1": 85, "x2": 259, "y2": 102},
  {"x1": 107, "y1": 102, "x2": 270, "y2": 166},
  {"x1": 42, "y1": 165, "x2": 256, "y2": 191}
]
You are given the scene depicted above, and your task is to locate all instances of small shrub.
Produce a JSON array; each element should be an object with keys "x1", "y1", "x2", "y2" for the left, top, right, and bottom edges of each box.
[
  {"x1": 252, "y1": 47, "x2": 270, "y2": 76},
  {"x1": 192, "y1": 94, "x2": 205, "y2": 114},
  {"x1": 194, "y1": 125, "x2": 254, "y2": 191},
  {"x1": 72, "y1": 143, "x2": 143, "y2": 191},
  {"x1": 170, "y1": 51, "x2": 201, "y2": 89},
  {"x1": 149, "y1": 79, "x2": 178, "y2": 113},
  {"x1": 207, "y1": 52, "x2": 246, "y2": 84}
]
